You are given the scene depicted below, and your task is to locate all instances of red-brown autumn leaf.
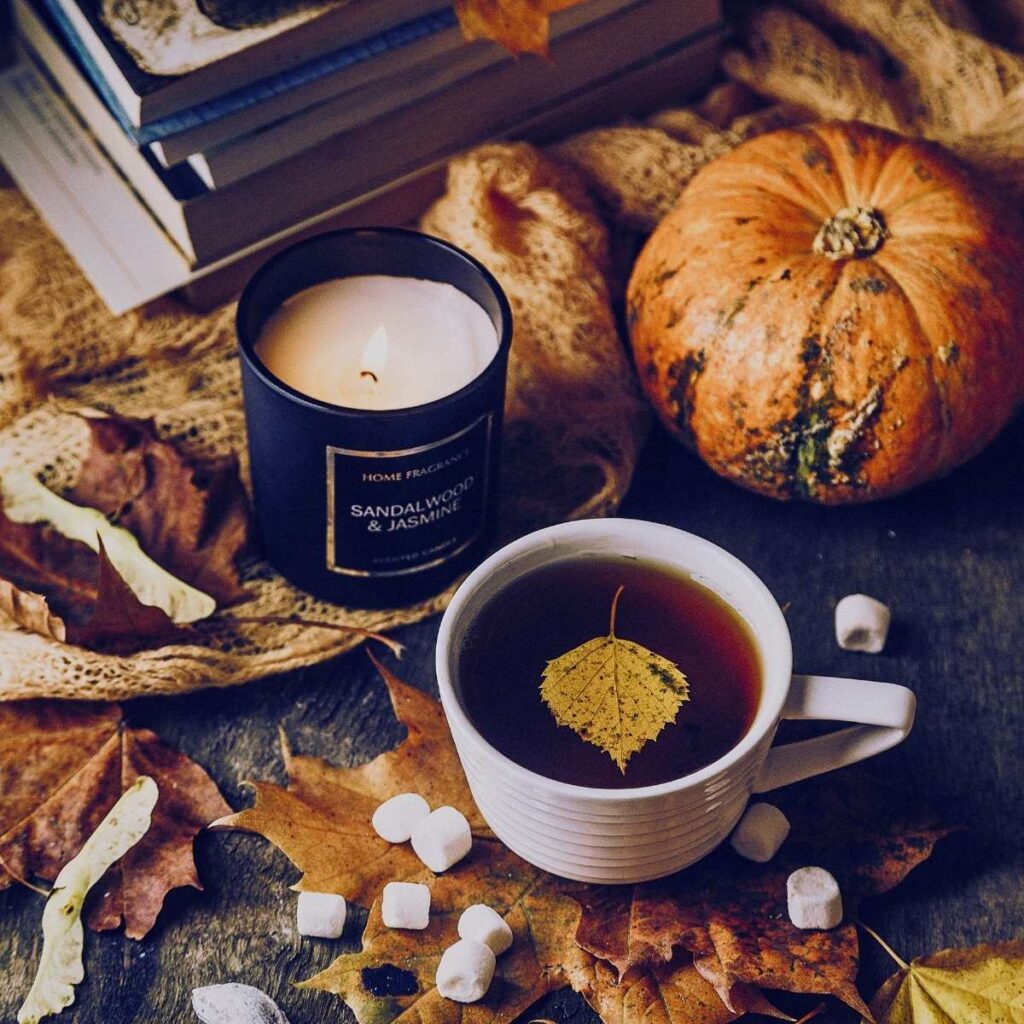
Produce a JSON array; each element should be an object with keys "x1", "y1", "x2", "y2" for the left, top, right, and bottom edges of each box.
[
  {"x1": 0, "y1": 413, "x2": 250, "y2": 650},
  {"x1": 0, "y1": 700, "x2": 230, "y2": 939},
  {"x1": 454, "y1": 0, "x2": 588, "y2": 55},
  {"x1": 219, "y1": 657, "x2": 951, "y2": 1024},
  {"x1": 0, "y1": 507, "x2": 180, "y2": 647},
  {"x1": 71, "y1": 414, "x2": 250, "y2": 606}
]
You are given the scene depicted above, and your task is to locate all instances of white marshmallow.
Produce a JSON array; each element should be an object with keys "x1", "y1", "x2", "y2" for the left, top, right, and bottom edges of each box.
[
  {"x1": 787, "y1": 867, "x2": 844, "y2": 930},
  {"x1": 436, "y1": 938, "x2": 496, "y2": 1003},
  {"x1": 296, "y1": 891, "x2": 347, "y2": 939},
  {"x1": 458, "y1": 904, "x2": 513, "y2": 955},
  {"x1": 835, "y1": 594, "x2": 891, "y2": 653},
  {"x1": 381, "y1": 881, "x2": 431, "y2": 930},
  {"x1": 372, "y1": 793, "x2": 431, "y2": 843},
  {"x1": 730, "y1": 803, "x2": 790, "y2": 863},
  {"x1": 411, "y1": 806, "x2": 472, "y2": 873}
]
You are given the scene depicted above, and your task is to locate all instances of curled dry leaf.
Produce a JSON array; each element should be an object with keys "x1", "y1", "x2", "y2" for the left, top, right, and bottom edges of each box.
[
  {"x1": 220, "y1": 657, "x2": 952, "y2": 1024},
  {"x1": 18, "y1": 776, "x2": 158, "y2": 1024},
  {"x1": 0, "y1": 701, "x2": 230, "y2": 939},
  {"x1": 0, "y1": 413, "x2": 250, "y2": 650},
  {"x1": 453, "y1": 0, "x2": 587, "y2": 55}
]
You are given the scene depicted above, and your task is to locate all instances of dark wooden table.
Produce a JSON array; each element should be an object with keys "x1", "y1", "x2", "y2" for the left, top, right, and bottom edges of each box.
[{"x1": 2, "y1": 419, "x2": 1022, "y2": 1024}]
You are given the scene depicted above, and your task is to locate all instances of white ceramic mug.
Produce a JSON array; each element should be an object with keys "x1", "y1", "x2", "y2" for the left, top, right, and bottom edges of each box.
[{"x1": 435, "y1": 519, "x2": 916, "y2": 883}]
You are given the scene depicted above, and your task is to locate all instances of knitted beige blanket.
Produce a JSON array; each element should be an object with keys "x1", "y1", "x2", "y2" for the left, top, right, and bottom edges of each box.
[{"x1": 0, "y1": 0, "x2": 1019, "y2": 700}]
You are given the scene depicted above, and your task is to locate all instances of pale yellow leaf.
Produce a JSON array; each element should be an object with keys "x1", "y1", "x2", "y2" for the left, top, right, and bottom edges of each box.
[
  {"x1": 540, "y1": 586, "x2": 689, "y2": 772},
  {"x1": 18, "y1": 776, "x2": 158, "y2": 1024},
  {"x1": 863, "y1": 927, "x2": 1024, "y2": 1024},
  {"x1": 0, "y1": 470, "x2": 215, "y2": 623}
]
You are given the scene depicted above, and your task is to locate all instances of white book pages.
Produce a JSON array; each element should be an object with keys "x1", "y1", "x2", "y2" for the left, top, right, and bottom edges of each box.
[{"x1": 0, "y1": 61, "x2": 191, "y2": 314}]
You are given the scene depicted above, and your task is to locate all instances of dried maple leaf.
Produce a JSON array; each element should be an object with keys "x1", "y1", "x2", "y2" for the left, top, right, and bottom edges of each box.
[
  {"x1": 0, "y1": 701, "x2": 230, "y2": 939},
  {"x1": 581, "y1": 955, "x2": 785, "y2": 1024},
  {"x1": 303, "y1": 845, "x2": 582, "y2": 1024},
  {"x1": 216, "y1": 652, "x2": 486, "y2": 904},
  {"x1": 574, "y1": 776, "x2": 954, "y2": 1017},
  {"x1": 540, "y1": 585, "x2": 689, "y2": 772},
  {"x1": 221, "y1": 657, "x2": 952, "y2": 1024},
  {"x1": 453, "y1": 0, "x2": 587, "y2": 55}
]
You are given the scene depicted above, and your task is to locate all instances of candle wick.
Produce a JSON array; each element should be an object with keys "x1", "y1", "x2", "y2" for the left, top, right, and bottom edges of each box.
[{"x1": 360, "y1": 370, "x2": 379, "y2": 384}]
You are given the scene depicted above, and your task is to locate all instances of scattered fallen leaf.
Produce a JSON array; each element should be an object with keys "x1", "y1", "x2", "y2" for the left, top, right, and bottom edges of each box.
[
  {"x1": 222, "y1": 657, "x2": 951, "y2": 1024},
  {"x1": 582, "y1": 955, "x2": 786, "y2": 1024},
  {"x1": 540, "y1": 585, "x2": 689, "y2": 771},
  {"x1": 0, "y1": 701, "x2": 230, "y2": 939},
  {"x1": 863, "y1": 926, "x2": 1024, "y2": 1024},
  {"x1": 302, "y1": 843, "x2": 583, "y2": 1024},
  {"x1": 215, "y1": 652, "x2": 483, "y2": 904},
  {"x1": 18, "y1": 776, "x2": 158, "y2": 1024},
  {"x1": 574, "y1": 776, "x2": 953, "y2": 1017},
  {"x1": 70, "y1": 414, "x2": 250, "y2": 606},
  {"x1": 1, "y1": 469, "x2": 215, "y2": 622},
  {"x1": 453, "y1": 0, "x2": 587, "y2": 55},
  {"x1": 0, "y1": 414, "x2": 250, "y2": 650}
]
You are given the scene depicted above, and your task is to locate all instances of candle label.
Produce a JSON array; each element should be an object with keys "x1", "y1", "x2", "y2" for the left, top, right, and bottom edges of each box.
[{"x1": 326, "y1": 413, "x2": 493, "y2": 577}]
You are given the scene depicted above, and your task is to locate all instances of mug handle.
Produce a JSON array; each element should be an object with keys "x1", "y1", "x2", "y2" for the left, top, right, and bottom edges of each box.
[{"x1": 752, "y1": 674, "x2": 916, "y2": 793}]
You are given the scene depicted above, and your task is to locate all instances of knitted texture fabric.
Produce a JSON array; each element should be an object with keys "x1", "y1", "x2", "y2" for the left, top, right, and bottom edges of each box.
[
  {"x1": 0, "y1": 0, "x2": 1019, "y2": 700},
  {"x1": 0, "y1": 146, "x2": 648, "y2": 700}
]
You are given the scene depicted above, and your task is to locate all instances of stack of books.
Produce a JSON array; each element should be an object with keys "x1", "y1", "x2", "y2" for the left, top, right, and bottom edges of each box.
[{"x1": 0, "y1": 0, "x2": 724, "y2": 313}]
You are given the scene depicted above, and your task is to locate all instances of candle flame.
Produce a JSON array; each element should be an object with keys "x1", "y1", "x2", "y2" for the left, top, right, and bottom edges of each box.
[{"x1": 359, "y1": 326, "x2": 390, "y2": 384}]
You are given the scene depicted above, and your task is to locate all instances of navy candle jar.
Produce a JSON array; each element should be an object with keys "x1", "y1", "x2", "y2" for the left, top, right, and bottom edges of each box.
[{"x1": 236, "y1": 228, "x2": 513, "y2": 608}]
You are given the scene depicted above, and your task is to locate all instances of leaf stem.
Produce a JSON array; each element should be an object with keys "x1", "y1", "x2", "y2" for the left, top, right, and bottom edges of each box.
[
  {"x1": 609, "y1": 585, "x2": 625, "y2": 637},
  {"x1": 794, "y1": 1002, "x2": 827, "y2": 1024},
  {"x1": 0, "y1": 852, "x2": 50, "y2": 897},
  {"x1": 858, "y1": 920, "x2": 910, "y2": 970}
]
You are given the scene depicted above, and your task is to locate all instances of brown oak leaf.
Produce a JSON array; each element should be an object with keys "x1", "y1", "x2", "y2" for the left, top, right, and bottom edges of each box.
[
  {"x1": 454, "y1": 0, "x2": 587, "y2": 55},
  {"x1": 0, "y1": 700, "x2": 230, "y2": 939},
  {"x1": 221, "y1": 657, "x2": 951, "y2": 1024}
]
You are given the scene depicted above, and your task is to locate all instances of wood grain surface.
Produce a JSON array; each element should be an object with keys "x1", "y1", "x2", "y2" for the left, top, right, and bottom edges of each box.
[{"x1": 1, "y1": 419, "x2": 1021, "y2": 1023}]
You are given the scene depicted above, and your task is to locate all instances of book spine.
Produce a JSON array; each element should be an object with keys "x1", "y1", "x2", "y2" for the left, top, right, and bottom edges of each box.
[{"x1": 41, "y1": 1, "x2": 457, "y2": 145}]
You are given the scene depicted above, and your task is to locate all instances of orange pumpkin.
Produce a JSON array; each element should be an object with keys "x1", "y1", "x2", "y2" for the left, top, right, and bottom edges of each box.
[{"x1": 627, "y1": 121, "x2": 1024, "y2": 503}]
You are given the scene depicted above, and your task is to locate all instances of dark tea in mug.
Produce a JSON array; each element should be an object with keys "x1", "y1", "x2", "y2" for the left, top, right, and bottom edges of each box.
[{"x1": 458, "y1": 555, "x2": 762, "y2": 789}]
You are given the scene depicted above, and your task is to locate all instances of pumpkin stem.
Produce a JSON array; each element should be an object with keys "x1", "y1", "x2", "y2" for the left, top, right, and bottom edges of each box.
[{"x1": 813, "y1": 206, "x2": 889, "y2": 260}]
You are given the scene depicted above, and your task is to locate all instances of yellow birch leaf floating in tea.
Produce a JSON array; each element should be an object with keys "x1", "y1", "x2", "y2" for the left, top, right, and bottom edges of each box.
[
  {"x1": 0, "y1": 469, "x2": 216, "y2": 624},
  {"x1": 862, "y1": 923, "x2": 1024, "y2": 1024},
  {"x1": 540, "y1": 585, "x2": 689, "y2": 772},
  {"x1": 18, "y1": 776, "x2": 158, "y2": 1024}
]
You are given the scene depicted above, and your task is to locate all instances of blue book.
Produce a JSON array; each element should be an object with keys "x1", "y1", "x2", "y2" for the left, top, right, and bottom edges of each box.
[{"x1": 37, "y1": 0, "x2": 457, "y2": 136}]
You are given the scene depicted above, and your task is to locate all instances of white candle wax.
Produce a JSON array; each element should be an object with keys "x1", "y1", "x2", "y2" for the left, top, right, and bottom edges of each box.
[{"x1": 255, "y1": 275, "x2": 499, "y2": 411}]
